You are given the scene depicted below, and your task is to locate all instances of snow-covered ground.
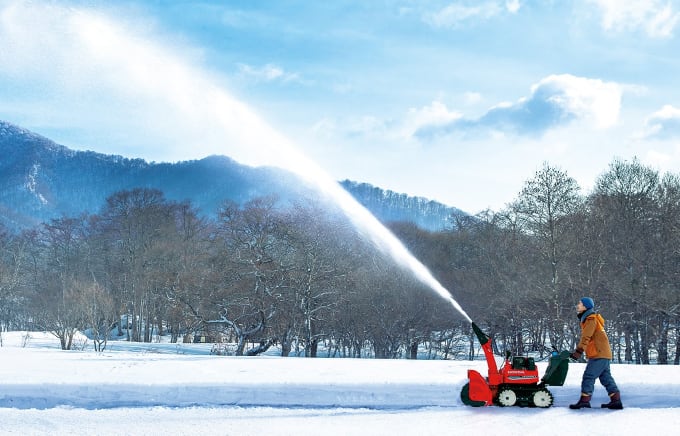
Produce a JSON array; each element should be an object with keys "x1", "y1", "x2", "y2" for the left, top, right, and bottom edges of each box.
[{"x1": 1, "y1": 332, "x2": 679, "y2": 435}]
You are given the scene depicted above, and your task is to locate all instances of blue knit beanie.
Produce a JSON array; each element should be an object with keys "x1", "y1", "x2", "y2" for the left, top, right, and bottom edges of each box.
[{"x1": 581, "y1": 297, "x2": 594, "y2": 310}]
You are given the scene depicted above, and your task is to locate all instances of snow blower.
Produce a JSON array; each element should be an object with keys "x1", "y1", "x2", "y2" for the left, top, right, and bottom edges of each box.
[{"x1": 460, "y1": 322, "x2": 570, "y2": 408}]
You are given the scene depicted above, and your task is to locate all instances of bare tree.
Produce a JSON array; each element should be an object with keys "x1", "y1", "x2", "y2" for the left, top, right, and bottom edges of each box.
[
  {"x1": 158, "y1": 202, "x2": 212, "y2": 343},
  {"x1": 30, "y1": 217, "x2": 91, "y2": 350},
  {"x1": 77, "y1": 280, "x2": 116, "y2": 352},
  {"x1": 651, "y1": 173, "x2": 680, "y2": 364},
  {"x1": 589, "y1": 158, "x2": 660, "y2": 363},
  {"x1": 97, "y1": 188, "x2": 182, "y2": 342},
  {"x1": 209, "y1": 197, "x2": 289, "y2": 356},
  {"x1": 0, "y1": 226, "x2": 29, "y2": 339},
  {"x1": 512, "y1": 162, "x2": 583, "y2": 346},
  {"x1": 283, "y1": 204, "x2": 352, "y2": 357}
]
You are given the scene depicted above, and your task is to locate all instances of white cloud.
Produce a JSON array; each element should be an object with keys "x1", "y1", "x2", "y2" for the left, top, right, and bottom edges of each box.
[
  {"x1": 310, "y1": 117, "x2": 338, "y2": 139},
  {"x1": 642, "y1": 104, "x2": 680, "y2": 139},
  {"x1": 347, "y1": 115, "x2": 391, "y2": 138},
  {"x1": 324, "y1": 75, "x2": 622, "y2": 144},
  {"x1": 423, "y1": 1, "x2": 517, "y2": 28},
  {"x1": 403, "y1": 101, "x2": 462, "y2": 136},
  {"x1": 237, "y1": 63, "x2": 300, "y2": 83},
  {"x1": 463, "y1": 92, "x2": 483, "y2": 105},
  {"x1": 414, "y1": 74, "x2": 622, "y2": 139},
  {"x1": 530, "y1": 74, "x2": 622, "y2": 129},
  {"x1": 506, "y1": 0, "x2": 522, "y2": 14},
  {"x1": 588, "y1": 0, "x2": 680, "y2": 38},
  {"x1": 318, "y1": 100, "x2": 461, "y2": 144}
]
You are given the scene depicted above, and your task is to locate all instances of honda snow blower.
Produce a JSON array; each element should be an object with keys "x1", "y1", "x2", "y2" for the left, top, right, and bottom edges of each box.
[{"x1": 460, "y1": 322, "x2": 570, "y2": 408}]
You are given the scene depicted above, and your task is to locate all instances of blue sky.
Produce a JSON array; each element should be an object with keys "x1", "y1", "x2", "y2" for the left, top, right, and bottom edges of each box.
[{"x1": 2, "y1": 0, "x2": 680, "y2": 213}]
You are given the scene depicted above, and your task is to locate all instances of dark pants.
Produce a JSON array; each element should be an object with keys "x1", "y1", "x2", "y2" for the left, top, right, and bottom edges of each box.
[{"x1": 581, "y1": 358, "x2": 619, "y2": 395}]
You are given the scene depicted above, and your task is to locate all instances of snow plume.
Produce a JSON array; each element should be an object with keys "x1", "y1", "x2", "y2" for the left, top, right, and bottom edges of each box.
[
  {"x1": 0, "y1": 2, "x2": 285, "y2": 165},
  {"x1": 0, "y1": 2, "x2": 472, "y2": 322}
]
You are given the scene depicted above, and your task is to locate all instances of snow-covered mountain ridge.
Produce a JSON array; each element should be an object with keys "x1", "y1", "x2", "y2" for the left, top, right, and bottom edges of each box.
[{"x1": 0, "y1": 120, "x2": 466, "y2": 231}]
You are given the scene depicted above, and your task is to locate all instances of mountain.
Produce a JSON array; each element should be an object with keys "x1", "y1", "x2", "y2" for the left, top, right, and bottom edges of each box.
[
  {"x1": 0, "y1": 120, "x2": 465, "y2": 231},
  {"x1": 339, "y1": 180, "x2": 465, "y2": 231}
]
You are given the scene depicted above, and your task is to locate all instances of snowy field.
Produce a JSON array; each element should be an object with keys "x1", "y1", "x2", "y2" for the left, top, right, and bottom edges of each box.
[{"x1": 1, "y1": 332, "x2": 679, "y2": 435}]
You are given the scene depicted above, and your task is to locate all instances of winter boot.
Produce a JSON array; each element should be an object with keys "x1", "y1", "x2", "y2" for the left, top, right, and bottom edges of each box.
[
  {"x1": 601, "y1": 392, "x2": 623, "y2": 410},
  {"x1": 569, "y1": 394, "x2": 592, "y2": 409}
]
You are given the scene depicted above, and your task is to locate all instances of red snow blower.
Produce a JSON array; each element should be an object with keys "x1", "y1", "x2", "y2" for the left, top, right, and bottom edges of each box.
[{"x1": 460, "y1": 322, "x2": 570, "y2": 408}]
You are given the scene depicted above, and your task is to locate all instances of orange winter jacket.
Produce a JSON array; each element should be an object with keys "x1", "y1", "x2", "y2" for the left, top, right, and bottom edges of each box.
[{"x1": 577, "y1": 312, "x2": 613, "y2": 360}]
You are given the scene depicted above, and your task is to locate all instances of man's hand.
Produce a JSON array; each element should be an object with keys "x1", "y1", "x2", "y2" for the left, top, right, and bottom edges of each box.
[{"x1": 570, "y1": 348, "x2": 583, "y2": 361}]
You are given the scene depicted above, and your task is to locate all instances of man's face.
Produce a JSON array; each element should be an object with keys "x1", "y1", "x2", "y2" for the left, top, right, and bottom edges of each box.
[{"x1": 576, "y1": 301, "x2": 586, "y2": 312}]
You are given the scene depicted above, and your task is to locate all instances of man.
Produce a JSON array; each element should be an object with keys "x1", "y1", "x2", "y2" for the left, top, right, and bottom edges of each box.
[{"x1": 569, "y1": 297, "x2": 623, "y2": 410}]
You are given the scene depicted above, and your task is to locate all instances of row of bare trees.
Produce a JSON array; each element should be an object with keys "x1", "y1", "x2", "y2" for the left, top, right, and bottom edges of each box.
[
  {"x1": 1, "y1": 157, "x2": 679, "y2": 362},
  {"x1": 0, "y1": 188, "x2": 455, "y2": 356},
  {"x1": 401, "y1": 158, "x2": 680, "y2": 364}
]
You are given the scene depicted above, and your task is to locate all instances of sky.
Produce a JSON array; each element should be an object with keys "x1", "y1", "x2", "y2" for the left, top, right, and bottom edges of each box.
[
  {"x1": 1, "y1": 331, "x2": 679, "y2": 435},
  {"x1": 2, "y1": 1, "x2": 680, "y2": 213}
]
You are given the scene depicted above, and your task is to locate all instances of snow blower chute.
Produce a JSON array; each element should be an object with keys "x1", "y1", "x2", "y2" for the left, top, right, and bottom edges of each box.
[{"x1": 460, "y1": 322, "x2": 570, "y2": 408}]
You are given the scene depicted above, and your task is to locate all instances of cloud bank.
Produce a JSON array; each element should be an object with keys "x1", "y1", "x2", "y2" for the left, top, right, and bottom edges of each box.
[{"x1": 414, "y1": 74, "x2": 622, "y2": 140}]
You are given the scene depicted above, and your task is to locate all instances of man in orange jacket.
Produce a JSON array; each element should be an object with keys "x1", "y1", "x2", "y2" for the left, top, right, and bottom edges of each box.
[{"x1": 569, "y1": 297, "x2": 623, "y2": 410}]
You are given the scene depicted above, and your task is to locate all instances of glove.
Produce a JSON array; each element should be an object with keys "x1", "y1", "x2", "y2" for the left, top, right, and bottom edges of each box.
[{"x1": 570, "y1": 348, "x2": 583, "y2": 360}]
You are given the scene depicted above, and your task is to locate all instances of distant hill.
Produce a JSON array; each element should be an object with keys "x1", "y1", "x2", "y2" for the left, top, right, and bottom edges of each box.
[
  {"x1": 339, "y1": 180, "x2": 465, "y2": 231},
  {"x1": 0, "y1": 120, "x2": 466, "y2": 232}
]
